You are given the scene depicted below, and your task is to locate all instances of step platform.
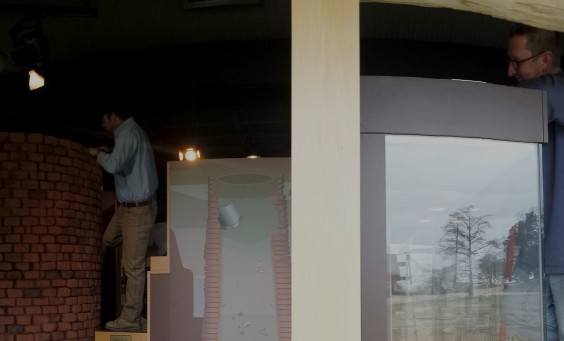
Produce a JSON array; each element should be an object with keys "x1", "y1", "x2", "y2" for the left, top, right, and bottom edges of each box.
[{"x1": 95, "y1": 330, "x2": 147, "y2": 341}]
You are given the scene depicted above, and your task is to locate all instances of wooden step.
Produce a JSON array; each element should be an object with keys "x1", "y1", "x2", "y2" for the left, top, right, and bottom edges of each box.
[{"x1": 95, "y1": 330, "x2": 147, "y2": 341}]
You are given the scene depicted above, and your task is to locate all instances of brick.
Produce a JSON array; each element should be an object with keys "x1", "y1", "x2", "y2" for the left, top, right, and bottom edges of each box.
[
  {"x1": 27, "y1": 133, "x2": 43, "y2": 143},
  {"x1": 28, "y1": 189, "x2": 45, "y2": 198},
  {"x1": 15, "y1": 315, "x2": 31, "y2": 326},
  {"x1": 17, "y1": 175, "x2": 38, "y2": 187},
  {"x1": 24, "y1": 305, "x2": 40, "y2": 315},
  {"x1": 11, "y1": 208, "x2": 30, "y2": 216},
  {"x1": 61, "y1": 313, "x2": 76, "y2": 322},
  {"x1": 39, "y1": 181, "x2": 54, "y2": 190},
  {"x1": 39, "y1": 235, "x2": 55, "y2": 244},
  {"x1": 38, "y1": 200, "x2": 53, "y2": 208},
  {"x1": 21, "y1": 199, "x2": 38, "y2": 208},
  {"x1": 2, "y1": 161, "x2": 18, "y2": 170},
  {"x1": 27, "y1": 153, "x2": 44, "y2": 162},
  {"x1": 3, "y1": 217, "x2": 20, "y2": 226},
  {"x1": 8, "y1": 133, "x2": 25, "y2": 143},
  {"x1": 3, "y1": 199, "x2": 21, "y2": 208},
  {"x1": 22, "y1": 271, "x2": 38, "y2": 279},
  {"x1": 21, "y1": 217, "x2": 38, "y2": 226},
  {"x1": 12, "y1": 189, "x2": 29, "y2": 198},
  {"x1": 10, "y1": 170, "x2": 28, "y2": 180},
  {"x1": 32, "y1": 315, "x2": 49, "y2": 324},
  {"x1": 44, "y1": 136, "x2": 58, "y2": 145}
]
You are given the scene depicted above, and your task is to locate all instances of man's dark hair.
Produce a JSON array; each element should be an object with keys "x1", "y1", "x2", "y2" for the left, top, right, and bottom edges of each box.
[
  {"x1": 103, "y1": 108, "x2": 132, "y2": 121},
  {"x1": 510, "y1": 24, "x2": 562, "y2": 67}
]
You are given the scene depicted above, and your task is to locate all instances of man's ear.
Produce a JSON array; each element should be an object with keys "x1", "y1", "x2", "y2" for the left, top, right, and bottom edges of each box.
[{"x1": 542, "y1": 51, "x2": 554, "y2": 69}]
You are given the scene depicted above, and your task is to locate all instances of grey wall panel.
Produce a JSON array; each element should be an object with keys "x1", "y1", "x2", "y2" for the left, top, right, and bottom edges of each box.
[
  {"x1": 361, "y1": 76, "x2": 547, "y2": 143},
  {"x1": 361, "y1": 134, "x2": 388, "y2": 341}
]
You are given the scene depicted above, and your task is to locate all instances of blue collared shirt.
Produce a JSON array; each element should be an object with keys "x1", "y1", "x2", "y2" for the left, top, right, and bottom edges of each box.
[
  {"x1": 96, "y1": 117, "x2": 158, "y2": 203},
  {"x1": 518, "y1": 71, "x2": 564, "y2": 274}
]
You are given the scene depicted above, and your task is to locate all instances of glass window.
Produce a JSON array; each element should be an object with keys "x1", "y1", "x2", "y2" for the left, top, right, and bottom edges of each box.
[{"x1": 385, "y1": 135, "x2": 542, "y2": 340}]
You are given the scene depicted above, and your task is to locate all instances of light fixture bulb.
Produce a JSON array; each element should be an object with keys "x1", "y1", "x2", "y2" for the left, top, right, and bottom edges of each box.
[
  {"x1": 28, "y1": 69, "x2": 45, "y2": 90},
  {"x1": 180, "y1": 147, "x2": 201, "y2": 161},
  {"x1": 247, "y1": 154, "x2": 260, "y2": 159}
]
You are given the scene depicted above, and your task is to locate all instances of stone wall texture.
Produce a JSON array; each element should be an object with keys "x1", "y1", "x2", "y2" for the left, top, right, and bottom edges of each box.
[{"x1": 0, "y1": 132, "x2": 102, "y2": 341}]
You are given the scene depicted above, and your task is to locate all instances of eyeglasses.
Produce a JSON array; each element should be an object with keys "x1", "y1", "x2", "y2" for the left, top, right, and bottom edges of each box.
[{"x1": 507, "y1": 51, "x2": 546, "y2": 70}]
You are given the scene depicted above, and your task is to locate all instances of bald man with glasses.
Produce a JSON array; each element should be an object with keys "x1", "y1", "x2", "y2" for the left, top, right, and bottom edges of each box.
[{"x1": 507, "y1": 23, "x2": 564, "y2": 341}]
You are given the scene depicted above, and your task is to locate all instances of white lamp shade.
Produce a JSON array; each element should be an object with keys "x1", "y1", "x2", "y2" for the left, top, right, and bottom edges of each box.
[{"x1": 28, "y1": 70, "x2": 45, "y2": 90}]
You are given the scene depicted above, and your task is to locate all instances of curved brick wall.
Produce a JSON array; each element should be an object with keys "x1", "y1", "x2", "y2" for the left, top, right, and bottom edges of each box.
[{"x1": 0, "y1": 132, "x2": 103, "y2": 340}]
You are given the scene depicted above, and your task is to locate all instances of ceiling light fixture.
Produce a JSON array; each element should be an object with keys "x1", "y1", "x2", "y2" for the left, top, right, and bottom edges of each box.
[
  {"x1": 28, "y1": 69, "x2": 44, "y2": 90},
  {"x1": 179, "y1": 147, "x2": 201, "y2": 161},
  {"x1": 246, "y1": 154, "x2": 260, "y2": 159}
]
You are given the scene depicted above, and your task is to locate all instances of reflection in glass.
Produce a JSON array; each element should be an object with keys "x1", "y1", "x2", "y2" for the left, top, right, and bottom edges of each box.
[{"x1": 385, "y1": 135, "x2": 542, "y2": 340}]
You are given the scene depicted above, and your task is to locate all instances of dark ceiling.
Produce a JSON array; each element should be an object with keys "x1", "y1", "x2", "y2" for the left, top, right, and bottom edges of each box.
[{"x1": 0, "y1": 1, "x2": 525, "y2": 165}]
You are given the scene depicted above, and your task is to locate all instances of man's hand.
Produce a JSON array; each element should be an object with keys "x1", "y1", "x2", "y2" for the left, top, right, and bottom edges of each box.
[
  {"x1": 89, "y1": 146, "x2": 112, "y2": 156},
  {"x1": 88, "y1": 147, "x2": 99, "y2": 156}
]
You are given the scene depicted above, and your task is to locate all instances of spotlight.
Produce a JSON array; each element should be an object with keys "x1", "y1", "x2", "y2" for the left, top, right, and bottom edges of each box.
[{"x1": 179, "y1": 147, "x2": 201, "y2": 161}]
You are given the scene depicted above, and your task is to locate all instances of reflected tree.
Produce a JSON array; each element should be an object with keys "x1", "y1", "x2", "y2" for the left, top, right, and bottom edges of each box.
[
  {"x1": 478, "y1": 253, "x2": 505, "y2": 287},
  {"x1": 440, "y1": 205, "x2": 494, "y2": 297},
  {"x1": 512, "y1": 209, "x2": 540, "y2": 281}
]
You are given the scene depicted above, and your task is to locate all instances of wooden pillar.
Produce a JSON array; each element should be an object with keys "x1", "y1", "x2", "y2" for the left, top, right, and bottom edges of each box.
[{"x1": 291, "y1": 1, "x2": 360, "y2": 340}]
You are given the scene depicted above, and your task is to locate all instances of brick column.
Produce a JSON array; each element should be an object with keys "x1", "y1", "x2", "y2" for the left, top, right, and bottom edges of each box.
[{"x1": 0, "y1": 132, "x2": 103, "y2": 341}]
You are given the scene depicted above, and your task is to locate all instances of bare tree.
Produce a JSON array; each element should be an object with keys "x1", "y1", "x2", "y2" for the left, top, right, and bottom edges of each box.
[
  {"x1": 440, "y1": 205, "x2": 494, "y2": 297},
  {"x1": 478, "y1": 253, "x2": 505, "y2": 287}
]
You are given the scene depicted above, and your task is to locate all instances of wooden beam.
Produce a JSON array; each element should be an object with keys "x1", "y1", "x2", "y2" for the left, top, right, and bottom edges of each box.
[
  {"x1": 362, "y1": 0, "x2": 564, "y2": 32},
  {"x1": 292, "y1": 0, "x2": 360, "y2": 340}
]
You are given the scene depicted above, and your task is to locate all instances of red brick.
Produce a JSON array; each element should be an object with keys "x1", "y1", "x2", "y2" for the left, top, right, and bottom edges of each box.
[
  {"x1": 28, "y1": 189, "x2": 44, "y2": 198},
  {"x1": 39, "y1": 181, "x2": 54, "y2": 190},
  {"x1": 8, "y1": 133, "x2": 25, "y2": 143},
  {"x1": 3, "y1": 199, "x2": 21, "y2": 208},
  {"x1": 7, "y1": 306, "x2": 24, "y2": 315},
  {"x1": 2, "y1": 161, "x2": 18, "y2": 170},
  {"x1": 4, "y1": 235, "x2": 20, "y2": 244},
  {"x1": 57, "y1": 322, "x2": 71, "y2": 331},
  {"x1": 32, "y1": 315, "x2": 49, "y2": 324},
  {"x1": 22, "y1": 271, "x2": 39, "y2": 279},
  {"x1": 42, "y1": 323, "x2": 57, "y2": 332},
  {"x1": 44, "y1": 136, "x2": 58, "y2": 145},
  {"x1": 21, "y1": 217, "x2": 38, "y2": 226},
  {"x1": 6, "y1": 288, "x2": 22, "y2": 298},
  {"x1": 21, "y1": 235, "x2": 38, "y2": 243},
  {"x1": 42, "y1": 288, "x2": 56, "y2": 297},
  {"x1": 54, "y1": 200, "x2": 69, "y2": 209},
  {"x1": 0, "y1": 281, "x2": 13, "y2": 289},
  {"x1": 27, "y1": 133, "x2": 43, "y2": 143},
  {"x1": 10, "y1": 208, "x2": 30, "y2": 216},
  {"x1": 0, "y1": 315, "x2": 15, "y2": 325},
  {"x1": 0, "y1": 298, "x2": 15, "y2": 306},
  {"x1": 4, "y1": 253, "x2": 21, "y2": 262},
  {"x1": 28, "y1": 153, "x2": 44, "y2": 162},
  {"x1": 10, "y1": 171, "x2": 28, "y2": 180},
  {"x1": 21, "y1": 199, "x2": 38, "y2": 208},
  {"x1": 38, "y1": 200, "x2": 53, "y2": 208},
  {"x1": 14, "y1": 263, "x2": 29, "y2": 272},
  {"x1": 13, "y1": 244, "x2": 29, "y2": 253},
  {"x1": 53, "y1": 147, "x2": 67, "y2": 156},
  {"x1": 15, "y1": 315, "x2": 30, "y2": 325},
  {"x1": 57, "y1": 288, "x2": 71, "y2": 297},
  {"x1": 22, "y1": 306, "x2": 38, "y2": 316},
  {"x1": 39, "y1": 235, "x2": 55, "y2": 244},
  {"x1": 3, "y1": 217, "x2": 20, "y2": 226}
]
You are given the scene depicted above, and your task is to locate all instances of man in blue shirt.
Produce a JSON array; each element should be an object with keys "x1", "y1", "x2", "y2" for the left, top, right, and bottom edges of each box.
[
  {"x1": 508, "y1": 24, "x2": 564, "y2": 340},
  {"x1": 89, "y1": 110, "x2": 158, "y2": 332}
]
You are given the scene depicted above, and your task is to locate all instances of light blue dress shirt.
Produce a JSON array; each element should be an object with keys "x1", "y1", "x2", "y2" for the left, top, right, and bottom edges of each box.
[{"x1": 96, "y1": 117, "x2": 158, "y2": 203}]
